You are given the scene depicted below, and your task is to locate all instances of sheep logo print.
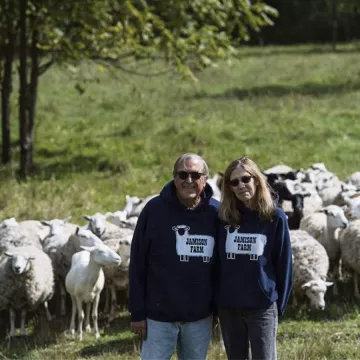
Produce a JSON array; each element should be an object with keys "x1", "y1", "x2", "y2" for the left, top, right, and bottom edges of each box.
[
  {"x1": 172, "y1": 225, "x2": 215, "y2": 263},
  {"x1": 224, "y1": 225, "x2": 267, "y2": 260}
]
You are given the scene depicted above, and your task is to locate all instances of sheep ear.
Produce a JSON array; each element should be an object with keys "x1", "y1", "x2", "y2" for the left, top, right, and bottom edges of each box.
[
  {"x1": 125, "y1": 195, "x2": 130, "y2": 201},
  {"x1": 63, "y1": 216, "x2": 72, "y2": 223},
  {"x1": 75, "y1": 226, "x2": 80, "y2": 235},
  {"x1": 105, "y1": 212, "x2": 113, "y2": 219},
  {"x1": 80, "y1": 245, "x2": 96, "y2": 252},
  {"x1": 82, "y1": 215, "x2": 91, "y2": 221},
  {"x1": 40, "y1": 220, "x2": 50, "y2": 226},
  {"x1": 301, "y1": 282, "x2": 311, "y2": 289},
  {"x1": 4, "y1": 252, "x2": 13, "y2": 258},
  {"x1": 325, "y1": 282, "x2": 334, "y2": 287}
]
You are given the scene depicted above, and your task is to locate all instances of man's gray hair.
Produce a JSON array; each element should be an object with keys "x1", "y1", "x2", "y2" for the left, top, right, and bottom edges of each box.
[{"x1": 172, "y1": 153, "x2": 209, "y2": 177}]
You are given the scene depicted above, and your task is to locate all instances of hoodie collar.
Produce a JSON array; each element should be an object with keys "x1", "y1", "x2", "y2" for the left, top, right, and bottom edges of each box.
[{"x1": 160, "y1": 180, "x2": 214, "y2": 211}]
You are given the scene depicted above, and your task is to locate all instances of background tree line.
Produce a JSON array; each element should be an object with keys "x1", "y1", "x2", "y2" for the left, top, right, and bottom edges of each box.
[{"x1": 249, "y1": 0, "x2": 360, "y2": 45}]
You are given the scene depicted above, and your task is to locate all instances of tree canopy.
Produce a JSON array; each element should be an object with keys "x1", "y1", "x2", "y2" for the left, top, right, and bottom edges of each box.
[{"x1": 0, "y1": 0, "x2": 278, "y2": 177}]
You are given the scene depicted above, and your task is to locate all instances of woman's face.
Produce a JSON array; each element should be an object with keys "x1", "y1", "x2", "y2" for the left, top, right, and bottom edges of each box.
[{"x1": 229, "y1": 166, "x2": 257, "y2": 205}]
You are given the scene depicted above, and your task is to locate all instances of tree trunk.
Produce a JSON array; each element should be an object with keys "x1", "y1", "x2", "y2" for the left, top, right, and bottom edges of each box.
[
  {"x1": 331, "y1": 0, "x2": 338, "y2": 51},
  {"x1": 18, "y1": 0, "x2": 30, "y2": 179},
  {"x1": 1, "y1": 28, "x2": 17, "y2": 164},
  {"x1": 27, "y1": 28, "x2": 40, "y2": 171}
]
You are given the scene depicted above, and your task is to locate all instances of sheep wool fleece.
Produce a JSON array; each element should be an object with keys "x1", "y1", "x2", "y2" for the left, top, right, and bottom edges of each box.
[{"x1": 129, "y1": 181, "x2": 219, "y2": 323}]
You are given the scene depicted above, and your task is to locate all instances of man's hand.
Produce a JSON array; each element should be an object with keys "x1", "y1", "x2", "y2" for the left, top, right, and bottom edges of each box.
[{"x1": 131, "y1": 320, "x2": 147, "y2": 340}]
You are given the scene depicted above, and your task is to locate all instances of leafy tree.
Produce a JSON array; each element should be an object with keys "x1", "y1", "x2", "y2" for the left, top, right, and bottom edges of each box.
[{"x1": 0, "y1": 0, "x2": 278, "y2": 178}]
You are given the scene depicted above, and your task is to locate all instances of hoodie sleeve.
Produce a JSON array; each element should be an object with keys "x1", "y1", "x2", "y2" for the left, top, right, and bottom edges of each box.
[
  {"x1": 273, "y1": 210, "x2": 293, "y2": 316},
  {"x1": 128, "y1": 205, "x2": 151, "y2": 322}
]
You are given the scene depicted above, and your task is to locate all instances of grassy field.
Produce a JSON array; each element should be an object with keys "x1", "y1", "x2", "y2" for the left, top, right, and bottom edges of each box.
[{"x1": 1, "y1": 41, "x2": 360, "y2": 359}]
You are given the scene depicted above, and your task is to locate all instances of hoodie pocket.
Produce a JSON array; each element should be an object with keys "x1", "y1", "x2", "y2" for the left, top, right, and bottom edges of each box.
[{"x1": 257, "y1": 277, "x2": 275, "y2": 302}]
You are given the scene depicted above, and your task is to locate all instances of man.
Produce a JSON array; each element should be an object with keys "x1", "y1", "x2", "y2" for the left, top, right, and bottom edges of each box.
[{"x1": 129, "y1": 153, "x2": 219, "y2": 360}]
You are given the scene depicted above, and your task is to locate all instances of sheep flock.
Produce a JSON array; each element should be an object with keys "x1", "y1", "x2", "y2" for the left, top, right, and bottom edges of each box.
[{"x1": 0, "y1": 164, "x2": 360, "y2": 339}]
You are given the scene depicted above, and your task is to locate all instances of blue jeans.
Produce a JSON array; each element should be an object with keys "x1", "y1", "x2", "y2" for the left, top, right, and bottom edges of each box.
[
  {"x1": 141, "y1": 315, "x2": 213, "y2": 360},
  {"x1": 219, "y1": 303, "x2": 278, "y2": 360}
]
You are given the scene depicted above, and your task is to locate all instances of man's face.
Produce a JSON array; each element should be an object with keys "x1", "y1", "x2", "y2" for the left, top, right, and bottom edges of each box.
[{"x1": 174, "y1": 158, "x2": 207, "y2": 204}]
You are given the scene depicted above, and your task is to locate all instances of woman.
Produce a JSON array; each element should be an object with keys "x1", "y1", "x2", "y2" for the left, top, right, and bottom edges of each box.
[{"x1": 216, "y1": 157, "x2": 292, "y2": 360}]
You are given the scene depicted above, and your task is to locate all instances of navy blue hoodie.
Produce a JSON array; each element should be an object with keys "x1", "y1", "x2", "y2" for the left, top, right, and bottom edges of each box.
[
  {"x1": 129, "y1": 181, "x2": 219, "y2": 322},
  {"x1": 216, "y1": 202, "x2": 292, "y2": 316}
]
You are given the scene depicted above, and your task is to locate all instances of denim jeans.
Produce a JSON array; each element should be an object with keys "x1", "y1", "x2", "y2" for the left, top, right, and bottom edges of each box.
[
  {"x1": 218, "y1": 303, "x2": 278, "y2": 360},
  {"x1": 141, "y1": 315, "x2": 213, "y2": 360}
]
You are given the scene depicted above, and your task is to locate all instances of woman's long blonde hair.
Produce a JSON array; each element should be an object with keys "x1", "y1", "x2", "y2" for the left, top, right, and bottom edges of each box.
[{"x1": 219, "y1": 157, "x2": 276, "y2": 226}]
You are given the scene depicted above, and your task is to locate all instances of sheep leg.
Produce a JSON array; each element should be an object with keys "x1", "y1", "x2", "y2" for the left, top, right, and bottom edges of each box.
[
  {"x1": 354, "y1": 273, "x2": 360, "y2": 300},
  {"x1": 44, "y1": 301, "x2": 52, "y2": 321},
  {"x1": 103, "y1": 286, "x2": 110, "y2": 314},
  {"x1": 85, "y1": 302, "x2": 91, "y2": 332},
  {"x1": 292, "y1": 290, "x2": 298, "y2": 307},
  {"x1": 338, "y1": 258, "x2": 343, "y2": 282},
  {"x1": 69, "y1": 295, "x2": 77, "y2": 336},
  {"x1": 76, "y1": 297, "x2": 84, "y2": 341},
  {"x1": 109, "y1": 285, "x2": 117, "y2": 322},
  {"x1": 9, "y1": 308, "x2": 16, "y2": 337},
  {"x1": 60, "y1": 281, "x2": 67, "y2": 316},
  {"x1": 92, "y1": 293, "x2": 101, "y2": 339},
  {"x1": 20, "y1": 309, "x2": 27, "y2": 336},
  {"x1": 332, "y1": 260, "x2": 340, "y2": 296}
]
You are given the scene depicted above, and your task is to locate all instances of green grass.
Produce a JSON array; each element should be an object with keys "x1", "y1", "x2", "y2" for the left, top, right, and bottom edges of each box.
[{"x1": 1, "y1": 42, "x2": 360, "y2": 359}]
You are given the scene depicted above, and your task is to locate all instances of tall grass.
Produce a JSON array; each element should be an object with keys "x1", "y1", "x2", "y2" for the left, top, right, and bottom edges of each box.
[{"x1": 1, "y1": 42, "x2": 360, "y2": 359}]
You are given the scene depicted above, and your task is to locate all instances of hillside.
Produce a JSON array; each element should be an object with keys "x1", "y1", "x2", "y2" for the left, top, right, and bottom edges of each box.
[{"x1": 1, "y1": 42, "x2": 360, "y2": 222}]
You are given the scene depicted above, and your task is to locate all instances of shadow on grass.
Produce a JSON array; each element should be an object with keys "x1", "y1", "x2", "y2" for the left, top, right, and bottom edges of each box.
[
  {"x1": 237, "y1": 45, "x2": 360, "y2": 58},
  {"x1": 192, "y1": 81, "x2": 360, "y2": 101},
  {"x1": 29, "y1": 154, "x2": 129, "y2": 180},
  {"x1": 101, "y1": 313, "x2": 131, "y2": 335},
  {"x1": 80, "y1": 313, "x2": 136, "y2": 357},
  {"x1": 79, "y1": 338, "x2": 136, "y2": 357},
  {"x1": 0, "y1": 313, "x2": 65, "y2": 358}
]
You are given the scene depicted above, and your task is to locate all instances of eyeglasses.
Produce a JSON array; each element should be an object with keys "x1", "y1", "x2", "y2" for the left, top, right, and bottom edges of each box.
[
  {"x1": 229, "y1": 175, "x2": 253, "y2": 187},
  {"x1": 176, "y1": 171, "x2": 204, "y2": 180}
]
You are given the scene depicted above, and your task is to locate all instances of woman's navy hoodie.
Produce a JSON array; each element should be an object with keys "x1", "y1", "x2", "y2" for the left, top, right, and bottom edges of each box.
[
  {"x1": 216, "y1": 202, "x2": 292, "y2": 316},
  {"x1": 129, "y1": 181, "x2": 219, "y2": 322}
]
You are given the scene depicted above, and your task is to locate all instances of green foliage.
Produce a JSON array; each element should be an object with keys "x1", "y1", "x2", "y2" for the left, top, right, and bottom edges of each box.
[{"x1": 1, "y1": 0, "x2": 278, "y2": 74}]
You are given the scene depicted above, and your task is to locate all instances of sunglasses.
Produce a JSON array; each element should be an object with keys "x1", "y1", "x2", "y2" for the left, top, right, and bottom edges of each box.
[
  {"x1": 229, "y1": 175, "x2": 253, "y2": 187},
  {"x1": 176, "y1": 171, "x2": 204, "y2": 180}
]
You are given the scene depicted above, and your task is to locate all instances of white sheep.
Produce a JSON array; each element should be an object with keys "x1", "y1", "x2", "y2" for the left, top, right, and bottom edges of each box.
[
  {"x1": 263, "y1": 164, "x2": 294, "y2": 174},
  {"x1": 0, "y1": 217, "x2": 18, "y2": 227},
  {"x1": 299, "y1": 205, "x2": 348, "y2": 295},
  {"x1": 0, "y1": 221, "x2": 43, "y2": 253},
  {"x1": 51, "y1": 225, "x2": 105, "y2": 317},
  {"x1": 206, "y1": 174, "x2": 222, "y2": 201},
  {"x1": 0, "y1": 246, "x2": 54, "y2": 336},
  {"x1": 345, "y1": 171, "x2": 360, "y2": 188},
  {"x1": 82, "y1": 212, "x2": 133, "y2": 240},
  {"x1": 42, "y1": 220, "x2": 79, "y2": 317},
  {"x1": 105, "y1": 211, "x2": 138, "y2": 230},
  {"x1": 65, "y1": 229, "x2": 121, "y2": 341},
  {"x1": 18, "y1": 220, "x2": 51, "y2": 243},
  {"x1": 343, "y1": 196, "x2": 360, "y2": 219},
  {"x1": 123, "y1": 194, "x2": 158, "y2": 218},
  {"x1": 339, "y1": 219, "x2": 360, "y2": 299},
  {"x1": 102, "y1": 234, "x2": 132, "y2": 321},
  {"x1": 290, "y1": 230, "x2": 333, "y2": 310}
]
